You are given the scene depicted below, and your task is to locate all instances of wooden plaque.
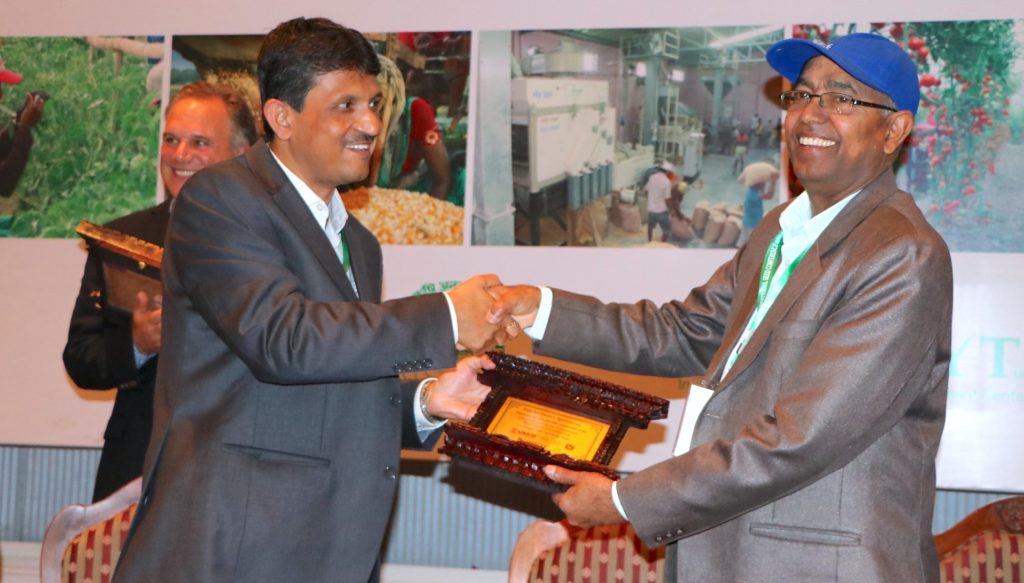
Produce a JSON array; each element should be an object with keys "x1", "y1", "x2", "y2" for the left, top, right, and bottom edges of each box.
[
  {"x1": 75, "y1": 221, "x2": 163, "y2": 313},
  {"x1": 440, "y1": 352, "x2": 669, "y2": 491}
]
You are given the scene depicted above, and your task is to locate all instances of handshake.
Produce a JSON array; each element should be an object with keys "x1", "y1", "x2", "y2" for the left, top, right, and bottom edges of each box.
[{"x1": 447, "y1": 275, "x2": 542, "y2": 354}]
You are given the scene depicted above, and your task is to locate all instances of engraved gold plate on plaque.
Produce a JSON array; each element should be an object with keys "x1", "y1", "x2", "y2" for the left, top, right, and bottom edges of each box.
[
  {"x1": 487, "y1": 398, "x2": 610, "y2": 461},
  {"x1": 440, "y1": 352, "x2": 669, "y2": 490}
]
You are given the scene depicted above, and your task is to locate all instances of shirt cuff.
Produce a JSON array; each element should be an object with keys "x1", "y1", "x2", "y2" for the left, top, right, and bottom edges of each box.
[
  {"x1": 524, "y1": 286, "x2": 554, "y2": 341},
  {"x1": 132, "y1": 344, "x2": 155, "y2": 370},
  {"x1": 414, "y1": 377, "x2": 447, "y2": 436},
  {"x1": 611, "y1": 480, "x2": 630, "y2": 521},
  {"x1": 441, "y1": 291, "x2": 459, "y2": 346}
]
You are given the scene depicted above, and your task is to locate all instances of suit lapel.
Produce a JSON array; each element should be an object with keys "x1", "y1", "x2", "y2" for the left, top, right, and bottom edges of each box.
[
  {"x1": 144, "y1": 200, "x2": 173, "y2": 246},
  {"x1": 703, "y1": 245, "x2": 764, "y2": 385},
  {"x1": 716, "y1": 169, "x2": 900, "y2": 386},
  {"x1": 243, "y1": 143, "x2": 359, "y2": 301}
]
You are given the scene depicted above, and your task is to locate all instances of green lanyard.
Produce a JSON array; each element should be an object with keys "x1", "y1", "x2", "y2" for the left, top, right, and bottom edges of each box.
[
  {"x1": 338, "y1": 227, "x2": 351, "y2": 273},
  {"x1": 724, "y1": 231, "x2": 811, "y2": 374}
]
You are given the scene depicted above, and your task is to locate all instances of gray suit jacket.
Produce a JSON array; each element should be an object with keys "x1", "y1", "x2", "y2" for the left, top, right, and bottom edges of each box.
[
  {"x1": 535, "y1": 169, "x2": 952, "y2": 582},
  {"x1": 113, "y1": 142, "x2": 456, "y2": 583}
]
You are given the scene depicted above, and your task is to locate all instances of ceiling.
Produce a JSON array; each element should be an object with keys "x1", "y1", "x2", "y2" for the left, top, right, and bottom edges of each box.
[{"x1": 540, "y1": 26, "x2": 786, "y2": 68}]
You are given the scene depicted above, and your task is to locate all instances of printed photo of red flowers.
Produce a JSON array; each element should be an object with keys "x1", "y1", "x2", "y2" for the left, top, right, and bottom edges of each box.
[{"x1": 792, "y1": 21, "x2": 1024, "y2": 252}]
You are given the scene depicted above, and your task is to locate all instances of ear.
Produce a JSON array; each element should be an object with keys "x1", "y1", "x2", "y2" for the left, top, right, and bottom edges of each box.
[
  {"x1": 883, "y1": 110, "x2": 915, "y2": 155},
  {"x1": 263, "y1": 98, "x2": 294, "y2": 140}
]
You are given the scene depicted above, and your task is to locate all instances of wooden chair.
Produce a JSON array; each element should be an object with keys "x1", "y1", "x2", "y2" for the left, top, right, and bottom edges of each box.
[
  {"x1": 508, "y1": 520, "x2": 665, "y2": 583},
  {"x1": 936, "y1": 495, "x2": 1024, "y2": 582},
  {"x1": 39, "y1": 477, "x2": 142, "y2": 583},
  {"x1": 511, "y1": 495, "x2": 1024, "y2": 583}
]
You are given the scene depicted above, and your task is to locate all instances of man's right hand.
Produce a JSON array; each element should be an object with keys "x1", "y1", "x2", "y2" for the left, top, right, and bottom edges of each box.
[
  {"x1": 486, "y1": 285, "x2": 542, "y2": 330},
  {"x1": 132, "y1": 291, "x2": 162, "y2": 355},
  {"x1": 448, "y1": 274, "x2": 503, "y2": 354}
]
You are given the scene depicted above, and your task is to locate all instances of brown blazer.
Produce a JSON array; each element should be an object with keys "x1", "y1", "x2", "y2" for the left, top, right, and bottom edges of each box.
[
  {"x1": 535, "y1": 168, "x2": 952, "y2": 582},
  {"x1": 113, "y1": 142, "x2": 456, "y2": 583}
]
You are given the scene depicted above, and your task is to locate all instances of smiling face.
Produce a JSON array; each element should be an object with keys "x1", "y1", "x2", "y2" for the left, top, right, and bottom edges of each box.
[
  {"x1": 264, "y1": 69, "x2": 382, "y2": 200},
  {"x1": 784, "y1": 56, "x2": 912, "y2": 213},
  {"x1": 160, "y1": 97, "x2": 246, "y2": 197}
]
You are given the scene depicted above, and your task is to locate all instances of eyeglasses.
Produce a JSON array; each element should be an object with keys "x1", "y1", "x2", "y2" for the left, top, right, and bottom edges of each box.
[{"x1": 779, "y1": 90, "x2": 897, "y2": 115}]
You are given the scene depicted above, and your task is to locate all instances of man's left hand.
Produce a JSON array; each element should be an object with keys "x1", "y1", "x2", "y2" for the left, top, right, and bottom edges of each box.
[
  {"x1": 425, "y1": 354, "x2": 495, "y2": 422},
  {"x1": 544, "y1": 465, "x2": 624, "y2": 528}
]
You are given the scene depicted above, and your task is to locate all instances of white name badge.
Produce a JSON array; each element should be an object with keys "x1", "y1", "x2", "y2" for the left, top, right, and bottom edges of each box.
[{"x1": 672, "y1": 384, "x2": 715, "y2": 456}]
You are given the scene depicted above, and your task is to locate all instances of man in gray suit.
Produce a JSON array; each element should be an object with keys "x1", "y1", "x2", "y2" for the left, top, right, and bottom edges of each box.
[
  {"x1": 491, "y1": 33, "x2": 951, "y2": 581},
  {"x1": 113, "y1": 18, "x2": 503, "y2": 583}
]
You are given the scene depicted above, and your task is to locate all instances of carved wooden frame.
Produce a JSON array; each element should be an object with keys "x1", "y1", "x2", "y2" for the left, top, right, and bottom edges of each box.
[{"x1": 440, "y1": 352, "x2": 669, "y2": 490}]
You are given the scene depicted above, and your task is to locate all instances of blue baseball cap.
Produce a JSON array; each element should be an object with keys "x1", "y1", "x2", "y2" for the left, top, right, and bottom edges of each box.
[{"x1": 766, "y1": 32, "x2": 920, "y2": 116}]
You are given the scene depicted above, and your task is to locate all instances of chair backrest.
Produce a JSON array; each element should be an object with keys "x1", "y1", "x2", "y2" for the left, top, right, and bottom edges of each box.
[
  {"x1": 39, "y1": 477, "x2": 142, "y2": 583},
  {"x1": 512, "y1": 496, "x2": 1024, "y2": 583},
  {"x1": 936, "y1": 495, "x2": 1024, "y2": 583},
  {"x1": 509, "y1": 520, "x2": 666, "y2": 583}
]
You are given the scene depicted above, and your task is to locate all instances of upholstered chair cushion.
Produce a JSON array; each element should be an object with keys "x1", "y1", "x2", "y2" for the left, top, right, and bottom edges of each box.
[
  {"x1": 939, "y1": 529, "x2": 1024, "y2": 583},
  {"x1": 528, "y1": 522, "x2": 665, "y2": 583},
  {"x1": 60, "y1": 503, "x2": 137, "y2": 583}
]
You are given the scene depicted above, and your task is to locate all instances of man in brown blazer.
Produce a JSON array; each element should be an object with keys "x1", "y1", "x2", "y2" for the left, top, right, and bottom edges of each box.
[
  {"x1": 112, "y1": 18, "x2": 502, "y2": 583},
  {"x1": 492, "y1": 33, "x2": 951, "y2": 582}
]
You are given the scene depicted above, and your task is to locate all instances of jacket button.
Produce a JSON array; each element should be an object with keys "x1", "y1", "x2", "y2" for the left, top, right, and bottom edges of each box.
[
  {"x1": 389, "y1": 394, "x2": 401, "y2": 406},
  {"x1": 384, "y1": 465, "x2": 397, "y2": 480},
  {"x1": 675, "y1": 528, "x2": 684, "y2": 535}
]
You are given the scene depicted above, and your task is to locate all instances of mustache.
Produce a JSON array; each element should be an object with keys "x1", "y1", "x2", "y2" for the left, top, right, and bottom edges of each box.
[{"x1": 344, "y1": 132, "x2": 376, "y2": 145}]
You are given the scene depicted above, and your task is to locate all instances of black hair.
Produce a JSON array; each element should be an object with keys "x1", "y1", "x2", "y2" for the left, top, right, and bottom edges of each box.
[{"x1": 257, "y1": 17, "x2": 381, "y2": 140}]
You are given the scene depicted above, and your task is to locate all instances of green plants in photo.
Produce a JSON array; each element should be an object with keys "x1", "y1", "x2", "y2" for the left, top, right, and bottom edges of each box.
[{"x1": 0, "y1": 36, "x2": 161, "y2": 238}]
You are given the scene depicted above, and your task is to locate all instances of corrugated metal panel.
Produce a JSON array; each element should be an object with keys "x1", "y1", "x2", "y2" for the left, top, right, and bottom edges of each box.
[
  {"x1": 933, "y1": 489, "x2": 1013, "y2": 534},
  {"x1": 384, "y1": 460, "x2": 561, "y2": 570},
  {"x1": 0, "y1": 446, "x2": 22, "y2": 539},
  {"x1": 0, "y1": 445, "x2": 99, "y2": 541},
  {"x1": 1, "y1": 445, "x2": 1019, "y2": 569},
  {"x1": 21, "y1": 447, "x2": 99, "y2": 541}
]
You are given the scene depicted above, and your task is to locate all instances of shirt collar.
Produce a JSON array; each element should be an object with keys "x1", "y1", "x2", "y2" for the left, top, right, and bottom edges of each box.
[
  {"x1": 268, "y1": 148, "x2": 348, "y2": 234},
  {"x1": 777, "y1": 189, "x2": 860, "y2": 263}
]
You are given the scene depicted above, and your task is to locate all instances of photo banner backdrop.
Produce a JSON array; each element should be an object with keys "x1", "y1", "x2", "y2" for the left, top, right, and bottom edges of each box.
[{"x1": 0, "y1": 0, "x2": 1021, "y2": 494}]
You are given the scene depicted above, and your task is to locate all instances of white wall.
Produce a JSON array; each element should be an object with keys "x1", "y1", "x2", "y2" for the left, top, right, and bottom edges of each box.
[{"x1": 1, "y1": 0, "x2": 1022, "y2": 492}]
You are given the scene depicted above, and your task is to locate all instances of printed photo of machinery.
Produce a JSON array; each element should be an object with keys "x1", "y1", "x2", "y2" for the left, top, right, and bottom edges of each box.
[{"x1": 472, "y1": 26, "x2": 785, "y2": 248}]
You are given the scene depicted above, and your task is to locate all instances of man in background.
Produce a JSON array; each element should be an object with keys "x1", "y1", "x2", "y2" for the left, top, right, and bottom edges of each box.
[
  {"x1": 645, "y1": 160, "x2": 676, "y2": 243},
  {"x1": 63, "y1": 81, "x2": 257, "y2": 501},
  {"x1": 113, "y1": 18, "x2": 502, "y2": 583},
  {"x1": 737, "y1": 157, "x2": 779, "y2": 245}
]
